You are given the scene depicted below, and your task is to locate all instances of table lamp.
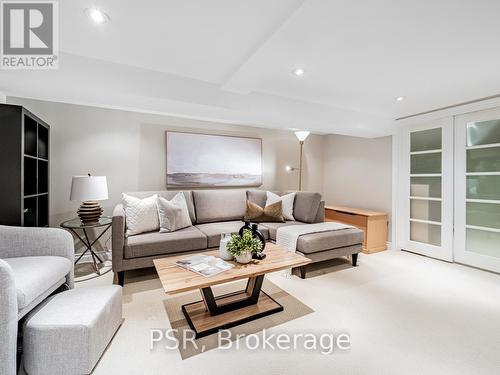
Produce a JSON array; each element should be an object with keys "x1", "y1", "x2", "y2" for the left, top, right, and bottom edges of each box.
[{"x1": 70, "y1": 174, "x2": 108, "y2": 224}]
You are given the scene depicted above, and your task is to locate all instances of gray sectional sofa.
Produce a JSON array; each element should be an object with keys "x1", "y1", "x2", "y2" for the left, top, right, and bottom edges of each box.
[{"x1": 112, "y1": 189, "x2": 364, "y2": 284}]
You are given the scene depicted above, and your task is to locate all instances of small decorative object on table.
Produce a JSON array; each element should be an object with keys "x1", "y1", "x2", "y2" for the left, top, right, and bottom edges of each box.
[
  {"x1": 227, "y1": 229, "x2": 263, "y2": 264},
  {"x1": 239, "y1": 221, "x2": 266, "y2": 259},
  {"x1": 218, "y1": 232, "x2": 233, "y2": 261}
]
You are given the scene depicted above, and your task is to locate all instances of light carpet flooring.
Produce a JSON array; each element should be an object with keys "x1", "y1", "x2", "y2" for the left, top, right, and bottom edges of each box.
[{"x1": 80, "y1": 250, "x2": 500, "y2": 375}]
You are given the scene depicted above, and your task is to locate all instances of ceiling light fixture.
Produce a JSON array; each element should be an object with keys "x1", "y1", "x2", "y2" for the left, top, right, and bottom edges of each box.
[
  {"x1": 395, "y1": 96, "x2": 406, "y2": 102},
  {"x1": 293, "y1": 68, "x2": 305, "y2": 77},
  {"x1": 85, "y1": 8, "x2": 109, "y2": 24}
]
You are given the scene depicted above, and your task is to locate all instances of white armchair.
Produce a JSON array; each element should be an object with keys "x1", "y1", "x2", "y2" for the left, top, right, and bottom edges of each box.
[{"x1": 0, "y1": 225, "x2": 74, "y2": 375}]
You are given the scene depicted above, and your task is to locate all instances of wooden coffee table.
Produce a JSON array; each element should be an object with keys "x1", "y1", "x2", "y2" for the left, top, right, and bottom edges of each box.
[{"x1": 154, "y1": 243, "x2": 311, "y2": 338}]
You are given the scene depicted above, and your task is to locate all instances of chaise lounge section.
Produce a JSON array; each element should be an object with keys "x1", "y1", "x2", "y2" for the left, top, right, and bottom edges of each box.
[
  {"x1": 0, "y1": 226, "x2": 75, "y2": 375},
  {"x1": 112, "y1": 189, "x2": 364, "y2": 284}
]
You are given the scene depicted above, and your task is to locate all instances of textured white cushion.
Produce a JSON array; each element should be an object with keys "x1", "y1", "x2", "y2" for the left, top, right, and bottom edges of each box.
[
  {"x1": 122, "y1": 193, "x2": 159, "y2": 237},
  {"x1": 157, "y1": 192, "x2": 192, "y2": 232},
  {"x1": 266, "y1": 191, "x2": 295, "y2": 221},
  {"x1": 3, "y1": 256, "x2": 71, "y2": 309}
]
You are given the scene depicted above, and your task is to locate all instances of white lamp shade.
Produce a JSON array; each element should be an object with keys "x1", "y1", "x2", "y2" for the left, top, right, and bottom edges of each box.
[
  {"x1": 294, "y1": 130, "x2": 310, "y2": 142},
  {"x1": 70, "y1": 176, "x2": 108, "y2": 201}
]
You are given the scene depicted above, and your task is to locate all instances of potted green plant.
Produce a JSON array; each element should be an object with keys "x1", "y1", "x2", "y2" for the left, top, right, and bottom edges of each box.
[{"x1": 227, "y1": 229, "x2": 263, "y2": 264}]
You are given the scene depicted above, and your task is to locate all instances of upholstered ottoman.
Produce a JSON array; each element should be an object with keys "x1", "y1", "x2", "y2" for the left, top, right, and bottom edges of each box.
[
  {"x1": 23, "y1": 285, "x2": 122, "y2": 375},
  {"x1": 294, "y1": 228, "x2": 364, "y2": 278}
]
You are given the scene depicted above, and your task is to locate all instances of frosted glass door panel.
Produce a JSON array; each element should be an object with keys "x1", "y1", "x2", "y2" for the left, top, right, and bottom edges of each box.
[
  {"x1": 411, "y1": 153, "x2": 442, "y2": 174},
  {"x1": 466, "y1": 202, "x2": 500, "y2": 230},
  {"x1": 410, "y1": 177, "x2": 442, "y2": 198},
  {"x1": 466, "y1": 228, "x2": 500, "y2": 258},
  {"x1": 466, "y1": 175, "x2": 500, "y2": 200},
  {"x1": 411, "y1": 199, "x2": 442, "y2": 222},
  {"x1": 404, "y1": 124, "x2": 450, "y2": 258},
  {"x1": 466, "y1": 147, "x2": 500, "y2": 172},
  {"x1": 410, "y1": 222, "x2": 441, "y2": 246},
  {"x1": 466, "y1": 119, "x2": 500, "y2": 146},
  {"x1": 456, "y1": 110, "x2": 500, "y2": 273},
  {"x1": 411, "y1": 128, "x2": 442, "y2": 151}
]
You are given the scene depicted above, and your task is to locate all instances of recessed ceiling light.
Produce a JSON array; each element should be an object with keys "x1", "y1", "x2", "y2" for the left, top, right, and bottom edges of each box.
[
  {"x1": 293, "y1": 68, "x2": 305, "y2": 77},
  {"x1": 395, "y1": 96, "x2": 406, "y2": 102},
  {"x1": 85, "y1": 8, "x2": 109, "y2": 24}
]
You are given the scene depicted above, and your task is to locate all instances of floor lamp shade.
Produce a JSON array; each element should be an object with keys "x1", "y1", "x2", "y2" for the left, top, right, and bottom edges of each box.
[
  {"x1": 70, "y1": 176, "x2": 108, "y2": 223},
  {"x1": 294, "y1": 131, "x2": 310, "y2": 142}
]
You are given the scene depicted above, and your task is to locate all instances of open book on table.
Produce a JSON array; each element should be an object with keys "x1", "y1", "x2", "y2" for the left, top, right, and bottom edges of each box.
[{"x1": 175, "y1": 255, "x2": 233, "y2": 277}]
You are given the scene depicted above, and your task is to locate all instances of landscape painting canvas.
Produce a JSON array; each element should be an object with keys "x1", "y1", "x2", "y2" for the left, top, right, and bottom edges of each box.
[{"x1": 166, "y1": 132, "x2": 262, "y2": 187}]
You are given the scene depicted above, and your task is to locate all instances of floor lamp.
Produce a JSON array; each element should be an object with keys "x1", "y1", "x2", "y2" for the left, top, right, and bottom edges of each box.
[{"x1": 294, "y1": 130, "x2": 310, "y2": 191}]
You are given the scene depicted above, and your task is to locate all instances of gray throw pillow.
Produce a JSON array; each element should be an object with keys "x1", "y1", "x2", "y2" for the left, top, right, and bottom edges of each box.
[{"x1": 156, "y1": 192, "x2": 192, "y2": 232}]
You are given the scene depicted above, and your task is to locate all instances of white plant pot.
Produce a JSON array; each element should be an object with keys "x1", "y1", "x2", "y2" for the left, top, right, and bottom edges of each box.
[{"x1": 235, "y1": 252, "x2": 252, "y2": 264}]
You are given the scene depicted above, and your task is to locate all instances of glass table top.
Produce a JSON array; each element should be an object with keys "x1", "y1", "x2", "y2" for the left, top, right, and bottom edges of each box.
[{"x1": 60, "y1": 216, "x2": 112, "y2": 229}]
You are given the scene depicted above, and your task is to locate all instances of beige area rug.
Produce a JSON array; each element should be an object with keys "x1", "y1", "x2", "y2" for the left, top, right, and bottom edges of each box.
[
  {"x1": 163, "y1": 279, "x2": 314, "y2": 359},
  {"x1": 74, "y1": 258, "x2": 112, "y2": 282}
]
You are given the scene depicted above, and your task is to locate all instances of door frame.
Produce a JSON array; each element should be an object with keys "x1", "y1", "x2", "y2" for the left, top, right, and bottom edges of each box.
[
  {"x1": 396, "y1": 117, "x2": 454, "y2": 261},
  {"x1": 454, "y1": 108, "x2": 500, "y2": 273}
]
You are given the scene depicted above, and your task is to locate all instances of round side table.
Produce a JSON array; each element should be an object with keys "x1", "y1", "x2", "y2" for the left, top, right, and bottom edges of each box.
[{"x1": 60, "y1": 217, "x2": 112, "y2": 275}]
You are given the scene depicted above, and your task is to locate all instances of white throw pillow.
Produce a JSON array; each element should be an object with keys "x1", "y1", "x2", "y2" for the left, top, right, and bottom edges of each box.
[
  {"x1": 266, "y1": 191, "x2": 295, "y2": 221},
  {"x1": 122, "y1": 193, "x2": 159, "y2": 237},
  {"x1": 157, "y1": 193, "x2": 192, "y2": 233}
]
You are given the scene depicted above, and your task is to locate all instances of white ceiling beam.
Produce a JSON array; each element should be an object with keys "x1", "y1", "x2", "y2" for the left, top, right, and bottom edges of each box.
[{"x1": 0, "y1": 52, "x2": 394, "y2": 138}]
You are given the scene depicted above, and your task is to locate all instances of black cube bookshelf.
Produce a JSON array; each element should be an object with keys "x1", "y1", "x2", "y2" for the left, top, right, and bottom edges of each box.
[{"x1": 0, "y1": 104, "x2": 50, "y2": 227}]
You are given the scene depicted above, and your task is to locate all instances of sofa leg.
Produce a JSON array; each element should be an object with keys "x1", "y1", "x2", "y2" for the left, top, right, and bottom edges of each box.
[
  {"x1": 352, "y1": 254, "x2": 358, "y2": 267},
  {"x1": 114, "y1": 271, "x2": 125, "y2": 286},
  {"x1": 299, "y1": 266, "x2": 306, "y2": 279}
]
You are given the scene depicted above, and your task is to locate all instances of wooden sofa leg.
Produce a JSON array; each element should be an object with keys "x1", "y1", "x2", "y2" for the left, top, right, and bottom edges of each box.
[
  {"x1": 114, "y1": 271, "x2": 125, "y2": 286},
  {"x1": 352, "y1": 254, "x2": 358, "y2": 267},
  {"x1": 299, "y1": 266, "x2": 306, "y2": 279}
]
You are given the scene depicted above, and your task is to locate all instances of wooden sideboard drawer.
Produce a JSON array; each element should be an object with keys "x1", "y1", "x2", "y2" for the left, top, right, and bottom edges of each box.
[
  {"x1": 326, "y1": 209, "x2": 367, "y2": 227},
  {"x1": 324, "y1": 205, "x2": 388, "y2": 254}
]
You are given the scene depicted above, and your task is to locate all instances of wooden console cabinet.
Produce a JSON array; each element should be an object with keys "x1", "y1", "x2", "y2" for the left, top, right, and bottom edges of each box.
[{"x1": 325, "y1": 205, "x2": 388, "y2": 254}]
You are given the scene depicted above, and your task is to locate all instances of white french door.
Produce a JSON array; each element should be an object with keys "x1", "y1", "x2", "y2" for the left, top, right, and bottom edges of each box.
[
  {"x1": 454, "y1": 108, "x2": 500, "y2": 273},
  {"x1": 398, "y1": 118, "x2": 454, "y2": 261}
]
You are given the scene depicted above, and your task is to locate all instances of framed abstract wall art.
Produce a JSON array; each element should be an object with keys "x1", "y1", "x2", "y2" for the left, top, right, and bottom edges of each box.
[{"x1": 166, "y1": 131, "x2": 262, "y2": 187}]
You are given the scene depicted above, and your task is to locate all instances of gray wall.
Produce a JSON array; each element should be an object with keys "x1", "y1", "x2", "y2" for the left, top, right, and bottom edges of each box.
[
  {"x1": 322, "y1": 134, "x2": 393, "y2": 241},
  {"x1": 7, "y1": 97, "x2": 325, "y2": 226}
]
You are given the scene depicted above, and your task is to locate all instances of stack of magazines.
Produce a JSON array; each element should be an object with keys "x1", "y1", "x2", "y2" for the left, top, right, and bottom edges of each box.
[{"x1": 175, "y1": 255, "x2": 233, "y2": 277}]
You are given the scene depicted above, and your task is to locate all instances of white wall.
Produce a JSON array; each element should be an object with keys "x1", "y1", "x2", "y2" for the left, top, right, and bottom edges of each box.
[
  {"x1": 322, "y1": 134, "x2": 393, "y2": 240},
  {"x1": 7, "y1": 97, "x2": 325, "y2": 226},
  {"x1": 7, "y1": 97, "x2": 393, "y2": 244}
]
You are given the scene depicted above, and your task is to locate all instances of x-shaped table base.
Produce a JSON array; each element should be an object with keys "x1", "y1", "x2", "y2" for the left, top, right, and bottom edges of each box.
[{"x1": 69, "y1": 224, "x2": 111, "y2": 275}]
